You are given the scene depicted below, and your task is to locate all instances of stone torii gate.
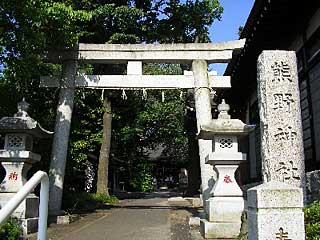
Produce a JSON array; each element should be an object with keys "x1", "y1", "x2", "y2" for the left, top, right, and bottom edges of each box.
[{"x1": 41, "y1": 39, "x2": 245, "y2": 215}]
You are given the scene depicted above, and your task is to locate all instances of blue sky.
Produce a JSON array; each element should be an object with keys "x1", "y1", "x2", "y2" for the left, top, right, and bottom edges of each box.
[{"x1": 209, "y1": 0, "x2": 255, "y2": 75}]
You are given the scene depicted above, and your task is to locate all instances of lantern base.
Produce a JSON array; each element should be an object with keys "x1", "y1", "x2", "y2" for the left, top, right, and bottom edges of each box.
[
  {"x1": 200, "y1": 219, "x2": 241, "y2": 239},
  {"x1": 205, "y1": 196, "x2": 244, "y2": 222},
  {"x1": 0, "y1": 194, "x2": 39, "y2": 235},
  {"x1": 200, "y1": 196, "x2": 243, "y2": 238},
  {"x1": 0, "y1": 193, "x2": 39, "y2": 219}
]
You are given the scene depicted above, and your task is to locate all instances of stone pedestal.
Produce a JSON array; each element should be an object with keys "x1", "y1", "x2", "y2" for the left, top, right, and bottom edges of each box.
[
  {"x1": 247, "y1": 182, "x2": 305, "y2": 240},
  {"x1": 0, "y1": 194, "x2": 39, "y2": 218},
  {"x1": 200, "y1": 163, "x2": 245, "y2": 239},
  {"x1": 201, "y1": 219, "x2": 242, "y2": 239},
  {"x1": 206, "y1": 196, "x2": 244, "y2": 222},
  {"x1": 201, "y1": 196, "x2": 244, "y2": 239},
  {"x1": 0, "y1": 193, "x2": 39, "y2": 235},
  {"x1": 1, "y1": 161, "x2": 34, "y2": 192},
  {"x1": 201, "y1": 163, "x2": 245, "y2": 238}
]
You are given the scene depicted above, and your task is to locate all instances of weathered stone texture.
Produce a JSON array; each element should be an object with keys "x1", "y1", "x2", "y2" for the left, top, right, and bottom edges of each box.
[
  {"x1": 247, "y1": 181, "x2": 305, "y2": 240},
  {"x1": 192, "y1": 60, "x2": 216, "y2": 211},
  {"x1": 40, "y1": 74, "x2": 231, "y2": 89},
  {"x1": 49, "y1": 60, "x2": 78, "y2": 214},
  {"x1": 45, "y1": 39, "x2": 246, "y2": 64},
  {"x1": 257, "y1": 50, "x2": 305, "y2": 188}
]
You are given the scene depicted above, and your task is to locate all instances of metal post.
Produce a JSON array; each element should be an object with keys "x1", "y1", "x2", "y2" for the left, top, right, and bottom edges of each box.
[{"x1": 38, "y1": 173, "x2": 49, "y2": 240}]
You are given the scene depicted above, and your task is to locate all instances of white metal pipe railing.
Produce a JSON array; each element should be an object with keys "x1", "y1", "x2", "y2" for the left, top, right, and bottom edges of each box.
[{"x1": 0, "y1": 171, "x2": 49, "y2": 240}]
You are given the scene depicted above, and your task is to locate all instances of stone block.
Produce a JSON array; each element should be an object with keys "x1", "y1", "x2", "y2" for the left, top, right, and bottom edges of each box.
[
  {"x1": 200, "y1": 219, "x2": 241, "y2": 239},
  {"x1": 49, "y1": 214, "x2": 80, "y2": 225},
  {"x1": 206, "y1": 196, "x2": 244, "y2": 222},
  {"x1": 206, "y1": 152, "x2": 246, "y2": 162},
  {"x1": 189, "y1": 217, "x2": 200, "y2": 227},
  {"x1": 247, "y1": 182, "x2": 303, "y2": 209},
  {"x1": 247, "y1": 181, "x2": 305, "y2": 240},
  {"x1": 0, "y1": 194, "x2": 39, "y2": 218},
  {"x1": 127, "y1": 61, "x2": 142, "y2": 75},
  {"x1": 20, "y1": 217, "x2": 38, "y2": 235}
]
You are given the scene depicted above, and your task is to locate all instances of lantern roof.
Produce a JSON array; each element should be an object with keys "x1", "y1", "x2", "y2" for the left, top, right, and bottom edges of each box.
[
  {"x1": 0, "y1": 99, "x2": 53, "y2": 138},
  {"x1": 197, "y1": 99, "x2": 255, "y2": 139}
]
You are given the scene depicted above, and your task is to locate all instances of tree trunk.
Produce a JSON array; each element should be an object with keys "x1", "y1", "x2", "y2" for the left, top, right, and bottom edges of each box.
[
  {"x1": 185, "y1": 109, "x2": 200, "y2": 196},
  {"x1": 96, "y1": 97, "x2": 112, "y2": 196}
]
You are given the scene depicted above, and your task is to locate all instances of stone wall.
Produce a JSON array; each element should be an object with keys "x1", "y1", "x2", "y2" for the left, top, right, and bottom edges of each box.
[{"x1": 306, "y1": 170, "x2": 320, "y2": 204}]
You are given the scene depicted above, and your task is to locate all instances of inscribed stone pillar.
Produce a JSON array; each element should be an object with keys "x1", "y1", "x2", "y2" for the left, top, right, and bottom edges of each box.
[
  {"x1": 49, "y1": 60, "x2": 77, "y2": 214},
  {"x1": 248, "y1": 50, "x2": 306, "y2": 240},
  {"x1": 192, "y1": 60, "x2": 216, "y2": 209},
  {"x1": 257, "y1": 50, "x2": 305, "y2": 188}
]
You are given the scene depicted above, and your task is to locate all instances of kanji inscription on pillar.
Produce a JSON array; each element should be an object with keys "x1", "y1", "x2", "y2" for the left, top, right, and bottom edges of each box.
[
  {"x1": 257, "y1": 51, "x2": 305, "y2": 188},
  {"x1": 271, "y1": 61, "x2": 292, "y2": 82},
  {"x1": 272, "y1": 93, "x2": 294, "y2": 112}
]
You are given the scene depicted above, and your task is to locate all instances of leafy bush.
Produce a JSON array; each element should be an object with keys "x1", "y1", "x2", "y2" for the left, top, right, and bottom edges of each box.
[
  {"x1": 91, "y1": 193, "x2": 119, "y2": 204},
  {"x1": 131, "y1": 161, "x2": 154, "y2": 192},
  {"x1": 0, "y1": 218, "x2": 22, "y2": 240},
  {"x1": 305, "y1": 201, "x2": 320, "y2": 240}
]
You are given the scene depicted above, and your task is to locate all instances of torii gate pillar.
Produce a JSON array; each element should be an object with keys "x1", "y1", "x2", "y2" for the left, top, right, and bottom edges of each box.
[
  {"x1": 49, "y1": 60, "x2": 77, "y2": 215},
  {"x1": 192, "y1": 60, "x2": 216, "y2": 209}
]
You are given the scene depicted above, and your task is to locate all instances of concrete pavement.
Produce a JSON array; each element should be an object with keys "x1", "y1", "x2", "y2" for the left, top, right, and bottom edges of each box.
[
  {"x1": 65, "y1": 197, "x2": 171, "y2": 240},
  {"x1": 27, "y1": 192, "x2": 205, "y2": 240}
]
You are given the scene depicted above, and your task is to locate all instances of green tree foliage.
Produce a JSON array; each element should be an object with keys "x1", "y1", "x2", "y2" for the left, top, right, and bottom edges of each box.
[
  {"x1": 0, "y1": 0, "x2": 91, "y2": 85},
  {"x1": 155, "y1": 0, "x2": 223, "y2": 43}
]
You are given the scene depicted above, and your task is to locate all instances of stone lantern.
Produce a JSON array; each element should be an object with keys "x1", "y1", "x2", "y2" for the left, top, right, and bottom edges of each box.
[
  {"x1": 198, "y1": 99, "x2": 254, "y2": 239},
  {"x1": 0, "y1": 99, "x2": 52, "y2": 235}
]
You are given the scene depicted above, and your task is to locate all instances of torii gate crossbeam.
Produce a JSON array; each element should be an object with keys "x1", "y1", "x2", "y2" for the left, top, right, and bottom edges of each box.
[{"x1": 45, "y1": 39, "x2": 245, "y2": 63}]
